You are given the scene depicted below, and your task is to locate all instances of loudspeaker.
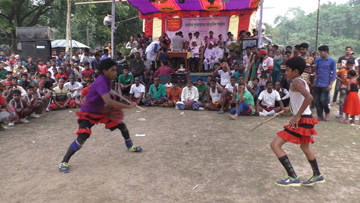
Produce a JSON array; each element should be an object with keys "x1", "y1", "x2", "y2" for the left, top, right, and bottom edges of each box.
[
  {"x1": 21, "y1": 41, "x2": 52, "y2": 63},
  {"x1": 178, "y1": 0, "x2": 185, "y2": 3},
  {"x1": 16, "y1": 26, "x2": 54, "y2": 41},
  {"x1": 172, "y1": 73, "x2": 187, "y2": 87}
]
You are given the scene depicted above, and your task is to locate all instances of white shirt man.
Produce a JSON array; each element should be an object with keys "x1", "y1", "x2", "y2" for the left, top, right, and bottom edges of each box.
[
  {"x1": 129, "y1": 83, "x2": 145, "y2": 99},
  {"x1": 218, "y1": 70, "x2": 232, "y2": 87},
  {"x1": 203, "y1": 44, "x2": 216, "y2": 71},
  {"x1": 80, "y1": 54, "x2": 92, "y2": 66},
  {"x1": 214, "y1": 45, "x2": 225, "y2": 62},
  {"x1": 258, "y1": 89, "x2": 281, "y2": 108},
  {"x1": 180, "y1": 85, "x2": 199, "y2": 102},
  {"x1": 64, "y1": 80, "x2": 83, "y2": 99},
  {"x1": 190, "y1": 44, "x2": 200, "y2": 58},
  {"x1": 243, "y1": 54, "x2": 250, "y2": 71},
  {"x1": 145, "y1": 41, "x2": 161, "y2": 62}
]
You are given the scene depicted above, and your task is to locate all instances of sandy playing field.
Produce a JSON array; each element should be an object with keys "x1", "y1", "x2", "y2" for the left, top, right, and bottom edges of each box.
[{"x1": 1, "y1": 107, "x2": 359, "y2": 203}]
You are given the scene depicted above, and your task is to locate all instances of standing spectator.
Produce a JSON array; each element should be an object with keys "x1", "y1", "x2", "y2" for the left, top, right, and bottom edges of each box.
[
  {"x1": 154, "y1": 60, "x2": 176, "y2": 83},
  {"x1": 80, "y1": 48, "x2": 92, "y2": 67},
  {"x1": 243, "y1": 46, "x2": 252, "y2": 71},
  {"x1": 171, "y1": 31, "x2": 186, "y2": 68},
  {"x1": 238, "y1": 30, "x2": 246, "y2": 41},
  {"x1": 256, "y1": 49, "x2": 273, "y2": 90},
  {"x1": 145, "y1": 40, "x2": 167, "y2": 71},
  {"x1": 129, "y1": 51, "x2": 145, "y2": 78},
  {"x1": 91, "y1": 53, "x2": 101, "y2": 70},
  {"x1": 313, "y1": 45, "x2": 337, "y2": 121},
  {"x1": 206, "y1": 31, "x2": 217, "y2": 48},
  {"x1": 194, "y1": 31, "x2": 204, "y2": 47},
  {"x1": 299, "y1": 43, "x2": 314, "y2": 85},
  {"x1": 159, "y1": 33, "x2": 171, "y2": 50},
  {"x1": 25, "y1": 56, "x2": 38, "y2": 78},
  {"x1": 100, "y1": 49, "x2": 109, "y2": 61},
  {"x1": 214, "y1": 41, "x2": 226, "y2": 63},
  {"x1": 72, "y1": 50, "x2": 81, "y2": 64},
  {"x1": 187, "y1": 32, "x2": 193, "y2": 43},
  {"x1": 272, "y1": 49, "x2": 283, "y2": 83},
  {"x1": 126, "y1": 35, "x2": 138, "y2": 49}
]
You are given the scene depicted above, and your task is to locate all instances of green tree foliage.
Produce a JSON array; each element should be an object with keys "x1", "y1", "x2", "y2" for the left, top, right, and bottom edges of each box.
[
  {"x1": 0, "y1": 0, "x2": 142, "y2": 52},
  {"x1": 269, "y1": 1, "x2": 360, "y2": 58}
]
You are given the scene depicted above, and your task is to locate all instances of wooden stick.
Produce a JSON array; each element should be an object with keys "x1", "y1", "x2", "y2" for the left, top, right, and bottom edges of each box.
[
  {"x1": 110, "y1": 90, "x2": 147, "y2": 112},
  {"x1": 249, "y1": 110, "x2": 284, "y2": 132}
]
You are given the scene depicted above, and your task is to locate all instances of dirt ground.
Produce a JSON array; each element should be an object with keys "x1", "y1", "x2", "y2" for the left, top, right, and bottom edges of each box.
[{"x1": 1, "y1": 106, "x2": 360, "y2": 203}]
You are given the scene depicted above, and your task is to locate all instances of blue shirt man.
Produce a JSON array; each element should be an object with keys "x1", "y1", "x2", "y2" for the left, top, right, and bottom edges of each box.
[{"x1": 313, "y1": 45, "x2": 336, "y2": 121}]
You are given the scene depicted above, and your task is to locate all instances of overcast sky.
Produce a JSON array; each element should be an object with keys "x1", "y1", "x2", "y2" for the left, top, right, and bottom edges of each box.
[{"x1": 256, "y1": 0, "x2": 350, "y2": 25}]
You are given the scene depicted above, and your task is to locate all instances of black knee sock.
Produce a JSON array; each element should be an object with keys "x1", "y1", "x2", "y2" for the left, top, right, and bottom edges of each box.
[
  {"x1": 308, "y1": 158, "x2": 321, "y2": 176},
  {"x1": 278, "y1": 155, "x2": 297, "y2": 178},
  {"x1": 62, "y1": 133, "x2": 90, "y2": 163},
  {"x1": 118, "y1": 123, "x2": 130, "y2": 140}
]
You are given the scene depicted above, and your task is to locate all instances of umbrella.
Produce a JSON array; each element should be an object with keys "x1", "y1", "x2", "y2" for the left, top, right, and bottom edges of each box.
[{"x1": 51, "y1": 39, "x2": 90, "y2": 49}]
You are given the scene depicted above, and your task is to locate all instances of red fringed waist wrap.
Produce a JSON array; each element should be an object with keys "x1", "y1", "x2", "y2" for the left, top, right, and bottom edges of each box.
[
  {"x1": 277, "y1": 115, "x2": 318, "y2": 145},
  {"x1": 76, "y1": 101, "x2": 123, "y2": 135}
]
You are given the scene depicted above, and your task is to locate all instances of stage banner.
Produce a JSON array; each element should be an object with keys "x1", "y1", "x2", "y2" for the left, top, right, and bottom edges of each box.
[{"x1": 166, "y1": 17, "x2": 228, "y2": 41}]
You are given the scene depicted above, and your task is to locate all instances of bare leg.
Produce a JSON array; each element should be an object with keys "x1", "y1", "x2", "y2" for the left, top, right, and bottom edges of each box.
[
  {"x1": 205, "y1": 103, "x2": 221, "y2": 111},
  {"x1": 270, "y1": 136, "x2": 287, "y2": 158}
]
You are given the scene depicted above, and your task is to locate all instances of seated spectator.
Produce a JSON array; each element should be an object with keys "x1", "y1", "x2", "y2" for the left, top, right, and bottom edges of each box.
[
  {"x1": 154, "y1": 60, "x2": 176, "y2": 83},
  {"x1": 118, "y1": 68, "x2": 134, "y2": 98},
  {"x1": 91, "y1": 53, "x2": 101, "y2": 70},
  {"x1": 256, "y1": 81, "x2": 284, "y2": 116},
  {"x1": 177, "y1": 79, "x2": 202, "y2": 110},
  {"x1": 11, "y1": 77, "x2": 27, "y2": 97},
  {"x1": 228, "y1": 82, "x2": 255, "y2": 120},
  {"x1": 64, "y1": 75, "x2": 83, "y2": 105},
  {"x1": 18, "y1": 73, "x2": 33, "y2": 90},
  {"x1": 65, "y1": 64, "x2": 75, "y2": 77},
  {"x1": 80, "y1": 62, "x2": 94, "y2": 85},
  {"x1": 25, "y1": 86, "x2": 43, "y2": 117},
  {"x1": 2, "y1": 81, "x2": 13, "y2": 102},
  {"x1": 142, "y1": 77, "x2": 167, "y2": 106},
  {"x1": 4, "y1": 71, "x2": 12, "y2": 82},
  {"x1": 204, "y1": 75, "x2": 213, "y2": 89},
  {"x1": 203, "y1": 42, "x2": 215, "y2": 72},
  {"x1": 252, "y1": 77, "x2": 260, "y2": 102},
  {"x1": 236, "y1": 75, "x2": 255, "y2": 97},
  {"x1": 49, "y1": 79, "x2": 75, "y2": 110},
  {"x1": 0, "y1": 61, "x2": 7, "y2": 82},
  {"x1": 233, "y1": 63, "x2": 245, "y2": 81},
  {"x1": 214, "y1": 62, "x2": 232, "y2": 88},
  {"x1": 55, "y1": 67, "x2": 68, "y2": 83},
  {"x1": 9, "y1": 89, "x2": 32, "y2": 124},
  {"x1": 143, "y1": 64, "x2": 154, "y2": 93},
  {"x1": 163, "y1": 80, "x2": 182, "y2": 107},
  {"x1": 129, "y1": 77, "x2": 146, "y2": 106},
  {"x1": 80, "y1": 80, "x2": 92, "y2": 104},
  {"x1": 274, "y1": 81, "x2": 290, "y2": 107},
  {"x1": 36, "y1": 81, "x2": 51, "y2": 112},
  {"x1": 26, "y1": 56, "x2": 38, "y2": 78},
  {"x1": 37, "y1": 58, "x2": 48, "y2": 75},
  {"x1": 13, "y1": 59, "x2": 28, "y2": 77},
  {"x1": 196, "y1": 78, "x2": 208, "y2": 102},
  {"x1": 46, "y1": 71, "x2": 56, "y2": 85},
  {"x1": 0, "y1": 95, "x2": 15, "y2": 130},
  {"x1": 205, "y1": 79, "x2": 228, "y2": 111},
  {"x1": 219, "y1": 76, "x2": 237, "y2": 114}
]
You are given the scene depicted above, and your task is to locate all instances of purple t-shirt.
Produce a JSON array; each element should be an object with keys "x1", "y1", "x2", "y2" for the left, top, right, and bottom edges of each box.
[{"x1": 80, "y1": 75, "x2": 111, "y2": 113}]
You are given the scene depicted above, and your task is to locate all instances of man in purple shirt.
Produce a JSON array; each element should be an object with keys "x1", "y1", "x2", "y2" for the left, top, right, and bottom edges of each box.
[
  {"x1": 58, "y1": 58, "x2": 142, "y2": 173},
  {"x1": 206, "y1": 31, "x2": 217, "y2": 48},
  {"x1": 313, "y1": 45, "x2": 337, "y2": 121}
]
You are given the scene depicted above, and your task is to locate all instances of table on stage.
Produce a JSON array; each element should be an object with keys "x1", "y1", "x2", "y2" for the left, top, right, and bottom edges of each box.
[{"x1": 167, "y1": 51, "x2": 188, "y2": 71}]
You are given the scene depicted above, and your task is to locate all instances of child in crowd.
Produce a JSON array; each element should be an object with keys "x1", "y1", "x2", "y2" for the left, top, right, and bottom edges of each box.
[
  {"x1": 25, "y1": 86, "x2": 43, "y2": 117},
  {"x1": 142, "y1": 77, "x2": 167, "y2": 106},
  {"x1": 256, "y1": 81, "x2": 284, "y2": 116},
  {"x1": 55, "y1": 67, "x2": 68, "y2": 83},
  {"x1": 64, "y1": 75, "x2": 83, "y2": 106},
  {"x1": 205, "y1": 79, "x2": 229, "y2": 111},
  {"x1": 196, "y1": 78, "x2": 208, "y2": 102},
  {"x1": 46, "y1": 71, "x2": 56, "y2": 84},
  {"x1": 336, "y1": 59, "x2": 353, "y2": 119},
  {"x1": 274, "y1": 81, "x2": 290, "y2": 107},
  {"x1": 252, "y1": 78, "x2": 260, "y2": 102},
  {"x1": 81, "y1": 62, "x2": 94, "y2": 85},
  {"x1": 270, "y1": 56, "x2": 324, "y2": 187},
  {"x1": 80, "y1": 80, "x2": 92, "y2": 104},
  {"x1": 37, "y1": 58, "x2": 48, "y2": 74},
  {"x1": 129, "y1": 76, "x2": 145, "y2": 106},
  {"x1": 58, "y1": 58, "x2": 141, "y2": 173},
  {"x1": 2, "y1": 81, "x2": 13, "y2": 102},
  {"x1": 228, "y1": 82, "x2": 255, "y2": 120},
  {"x1": 177, "y1": 80, "x2": 202, "y2": 110},
  {"x1": 9, "y1": 89, "x2": 32, "y2": 125},
  {"x1": 11, "y1": 77, "x2": 27, "y2": 97},
  {"x1": 37, "y1": 81, "x2": 51, "y2": 112},
  {"x1": 341, "y1": 70, "x2": 360, "y2": 124},
  {"x1": 163, "y1": 80, "x2": 182, "y2": 107}
]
